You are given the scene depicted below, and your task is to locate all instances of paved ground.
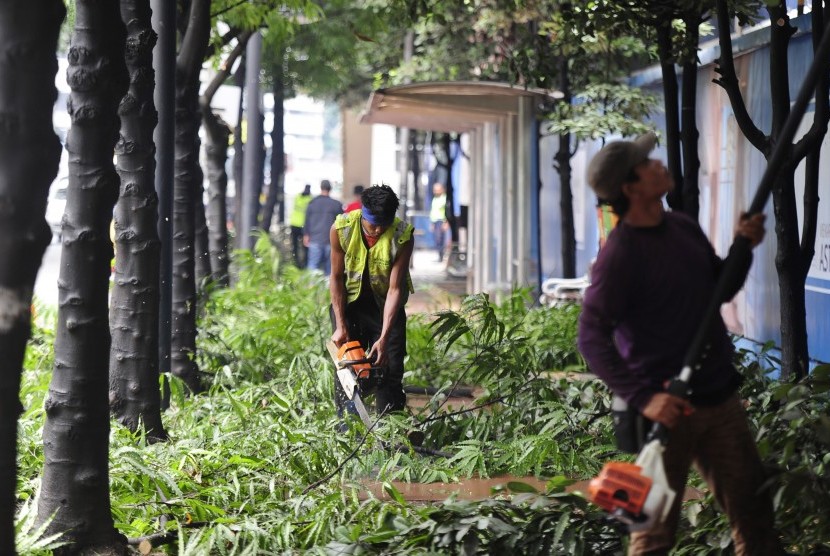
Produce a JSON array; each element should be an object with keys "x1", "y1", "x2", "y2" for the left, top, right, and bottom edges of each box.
[{"x1": 407, "y1": 248, "x2": 467, "y2": 314}]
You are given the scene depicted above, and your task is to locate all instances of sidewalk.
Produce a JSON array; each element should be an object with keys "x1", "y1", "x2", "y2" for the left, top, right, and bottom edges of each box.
[{"x1": 407, "y1": 249, "x2": 467, "y2": 314}]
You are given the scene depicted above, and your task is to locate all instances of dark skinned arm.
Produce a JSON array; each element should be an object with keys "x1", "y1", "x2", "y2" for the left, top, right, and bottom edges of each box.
[
  {"x1": 329, "y1": 225, "x2": 349, "y2": 346},
  {"x1": 367, "y1": 237, "x2": 414, "y2": 366}
]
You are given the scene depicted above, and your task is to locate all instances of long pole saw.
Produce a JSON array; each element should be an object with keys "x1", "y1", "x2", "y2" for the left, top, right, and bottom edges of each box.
[{"x1": 588, "y1": 15, "x2": 830, "y2": 531}]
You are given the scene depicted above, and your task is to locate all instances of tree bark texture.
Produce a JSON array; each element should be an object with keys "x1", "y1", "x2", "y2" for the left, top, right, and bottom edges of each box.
[
  {"x1": 194, "y1": 163, "x2": 212, "y2": 291},
  {"x1": 555, "y1": 57, "x2": 576, "y2": 278},
  {"x1": 39, "y1": 0, "x2": 129, "y2": 551},
  {"x1": 767, "y1": 5, "x2": 810, "y2": 380},
  {"x1": 715, "y1": 1, "x2": 819, "y2": 379},
  {"x1": 202, "y1": 111, "x2": 231, "y2": 287},
  {"x1": 0, "y1": 2, "x2": 65, "y2": 552},
  {"x1": 232, "y1": 59, "x2": 245, "y2": 240},
  {"x1": 171, "y1": 0, "x2": 210, "y2": 393},
  {"x1": 680, "y1": 13, "x2": 700, "y2": 220},
  {"x1": 240, "y1": 32, "x2": 264, "y2": 251},
  {"x1": 110, "y1": 0, "x2": 167, "y2": 441},
  {"x1": 199, "y1": 32, "x2": 250, "y2": 289}
]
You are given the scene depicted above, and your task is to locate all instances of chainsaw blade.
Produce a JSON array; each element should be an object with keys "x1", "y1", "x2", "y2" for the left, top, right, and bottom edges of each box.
[{"x1": 350, "y1": 389, "x2": 374, "y2": 429}]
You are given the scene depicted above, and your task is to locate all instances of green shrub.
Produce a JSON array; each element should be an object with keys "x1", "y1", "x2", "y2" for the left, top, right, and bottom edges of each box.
[{"x1": 14, "y1": 237, "x2": 830, "y2": 554}]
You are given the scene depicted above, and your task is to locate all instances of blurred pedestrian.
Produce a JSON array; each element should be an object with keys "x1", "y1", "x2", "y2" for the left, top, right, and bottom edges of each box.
[
  {"x1": 304, "y1": 180, "x2": 342, "y2": 274},
  {"x1": 429, "y1": 182, "x2": 448, "y2": 262},
  {"x1": 289, "y1": 184, "x2": 312, "y2": 268},
  {"x1": 343, "y1": 184, "x2": 364, "y2": 213}
]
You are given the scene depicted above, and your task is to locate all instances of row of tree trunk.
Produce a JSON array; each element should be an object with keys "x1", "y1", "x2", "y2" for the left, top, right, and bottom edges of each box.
[{"x1": 0, "y1": 0, "x2": 276, "y2": 552}]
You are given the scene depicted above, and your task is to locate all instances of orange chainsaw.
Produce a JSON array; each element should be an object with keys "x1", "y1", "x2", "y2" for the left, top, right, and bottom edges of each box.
[
  {"x1": 326, "y1": 340, "x2": 378, "y2": 429},
  {"x1": 587, "y1": 375, "x2": 686, "y2": 531}
]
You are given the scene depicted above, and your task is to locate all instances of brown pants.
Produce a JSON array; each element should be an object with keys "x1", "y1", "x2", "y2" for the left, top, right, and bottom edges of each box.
[{"x1": 628, "y1": 395, "x2": 783, "y2": 555}]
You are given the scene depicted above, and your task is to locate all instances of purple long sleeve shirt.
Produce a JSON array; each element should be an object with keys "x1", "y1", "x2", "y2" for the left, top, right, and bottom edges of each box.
[{"x1": 577, "y1": 212, "x2": 744, "y2": 411}]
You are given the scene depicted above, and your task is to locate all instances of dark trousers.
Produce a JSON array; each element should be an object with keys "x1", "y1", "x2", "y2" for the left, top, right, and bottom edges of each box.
[
  {"x1": 329, "y1": 298, "x2": 407, "y2": 416},
  {"x1": 628, "y1": 395, "x2": 783, "y2": 555},
  {"x1": 432, "y1": 220, "x2": 446, "y2": 261},
  {"x1": 290, "y1": 226, "x2": 307, "y2": 268}
]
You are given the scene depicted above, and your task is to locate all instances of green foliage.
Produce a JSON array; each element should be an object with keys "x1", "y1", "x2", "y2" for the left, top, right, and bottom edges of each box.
[
  {"x1": 15, "y1": 240, "x2": 830, "y2": 553},
  {"x1": 546, "y1": 84, "x2": 661, "y2": 140}
]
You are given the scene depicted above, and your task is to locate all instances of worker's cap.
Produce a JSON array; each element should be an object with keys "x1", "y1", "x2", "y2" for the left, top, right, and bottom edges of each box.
[
  {"x1": 586, "y1": 132, "x2": 658, "y2": 202},
  {"x1": 303, "y1": 184, "x2": 311, "y2": 194},
  {"x1": 321, "y1": 179, "x2": 332, "y2": 191}
]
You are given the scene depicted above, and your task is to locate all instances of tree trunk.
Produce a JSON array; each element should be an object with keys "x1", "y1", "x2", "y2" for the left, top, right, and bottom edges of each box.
[
  {"x1": 240, "y1": 32, "x2": 264, "y2": 251},
  {"x1": 655, "y1": 22, "x2": 684, "y2": 211},
  {"x1": 110, "y1": 0, "x2": 167, "y2": 441},
  {"x1": 0, "y1": 2, "x2": 65, "y2": 552},
  {"x1": 194, "y1": 163, "x2": 212, "y2": 290},
  {"x1": 715, "y1": 0, "x2": 820, "y2": 380},
  {"x1": 766, "y1": 5, "x2": 808, "y2": 380},
  {"x1": 202, "y1": 111, "x2": 231, "y2": 286},
  {"x1": 773, "y1": 172, "x2": 810, "y2": 379},
  {"x1": 444, "y1": 135, "x2": 459, "y2": 244},
  {"x1": 38, "y1": 1, "x2": 129, "y2": 552},
  {"x1": 680, "y1": 14, "x2": 700, "y2": 220},
  {"x1": 152, "y1": 0, "x2": 176, "y2": 405},
  {"x1": 199, "y1": 32, "x2": 250, "y2": 288},
  {"x1": 261, "y1": 66, "x2": 285, "y2": 232},
  {"x1": 411, "y1": 131, "x2": 422, "y2": 210},
  {"x1": 555, "y1": 57, "x2": 576, "y2": 278},
  {"x1": 233, "y1": 59, "x2": 245, "y2": 239},
  {"x1": 171, "y1": 0, "x2": 211, "y2": 393}
]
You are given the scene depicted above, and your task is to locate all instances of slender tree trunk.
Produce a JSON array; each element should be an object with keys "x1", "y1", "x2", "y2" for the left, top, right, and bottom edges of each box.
[
  {"x1": 240, "y1": 32, "x2": 264, "y2": 250},
  {"x1": 171, "y1": 0, "x2": 211, "y2": 393},
  {"x1": 766, "y1": 5, "x2": 809, "y2": 380},
  {"x1": 199, "y1": 32, "x2": 250, "y2": 288},
  {"x1": 194, "y1": 162, "x2": 212, "y2": 290},
  {"x1": 555, "y1": 57, "x2": 576, "y2": 278},
  {"x1": 261, "y1": 66, "x2": 285, "y2": 232},
  {"x1": 441, "y1": 134, "x2": 459, "y2": 244},
  {"x1": 411, "y1": 131, "x2": 422, "y2": 209},
  {"x1": 680, "y1": 14, "x2": 700, "y2": 220},
  {"x1": 110, "y1": 0, "x2": 167, "y2": 441},
  {"x1": 715, "y1": 0, "x2": 820, "y2": 379},
  {"x1": 202, "y1": 111, "x2": 231, "y2": 286},
  {"x1": 233, "y1": 59, "x2": 245, "y2": 239},
  {"x1": 655, "y1": 22, "x2": 684, "y2": 210},
  {"x1": 773, "y1": 171, "x2": 810, "y2": 379},
  {"x1": 38, "y1": 1, "x2": 129, "y2": 551},
  {"x1": 152, "y1": 0, "x2": 176, "y2": 404},
  {"x1": 0, "y1": 3, "x2": 65, "y2": 552}
]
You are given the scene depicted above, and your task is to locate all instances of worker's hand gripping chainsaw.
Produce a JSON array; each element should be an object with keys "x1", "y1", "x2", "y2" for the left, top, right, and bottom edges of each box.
[
  {"x1": 326, "y1": 340, "x2": 379, "y2": 429},
  {"x1": 588, "y1": 375, "x2": 690, "y2": 532}
]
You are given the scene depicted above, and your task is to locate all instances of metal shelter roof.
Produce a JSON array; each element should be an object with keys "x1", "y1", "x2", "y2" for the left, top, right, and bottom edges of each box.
[{"x1": 359, "y1": 81, "x2": 561, "y2": 133}]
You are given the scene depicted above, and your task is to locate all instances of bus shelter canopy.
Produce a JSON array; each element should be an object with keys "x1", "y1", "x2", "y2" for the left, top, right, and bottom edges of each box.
[{"x1": 360, "y1": 81, "x2": 561, "y2": 133}]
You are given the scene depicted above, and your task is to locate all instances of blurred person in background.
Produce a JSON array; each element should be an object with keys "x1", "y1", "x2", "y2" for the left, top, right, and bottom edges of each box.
[
  {"x1": 289, "y1": 184, "x2": 312, "y2": 268},
  {"x1": 430, "y1": 182, "x2": 448, "y2": 262},
  {"x1": 343, "y1": 184, "x2": 364, "y2": 213},
  {"x1": 304, "y1": 179, "x2": 342, "y2": 274}
]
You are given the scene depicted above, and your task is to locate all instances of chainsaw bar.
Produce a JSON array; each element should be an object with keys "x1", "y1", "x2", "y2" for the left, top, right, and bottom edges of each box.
[{"x1": 327, "y1": 341, "x2": 374, "y2": 429}]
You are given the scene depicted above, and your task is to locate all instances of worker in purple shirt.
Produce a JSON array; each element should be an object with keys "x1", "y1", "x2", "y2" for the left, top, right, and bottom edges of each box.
[{"x1": 577, "y1": 133, "x2": 783, "y2": 555}]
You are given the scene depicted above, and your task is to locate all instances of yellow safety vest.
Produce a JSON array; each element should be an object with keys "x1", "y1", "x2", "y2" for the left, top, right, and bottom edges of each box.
[
  {"x1": 289, "y1": 194, "x2": 312, "y2": 228},
  {"x1": 430, "y1": 194, "x2": 447, "y2": 222},
  {"x1": 335, "y1": 210, "x2": 414, "y2": 308}
]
